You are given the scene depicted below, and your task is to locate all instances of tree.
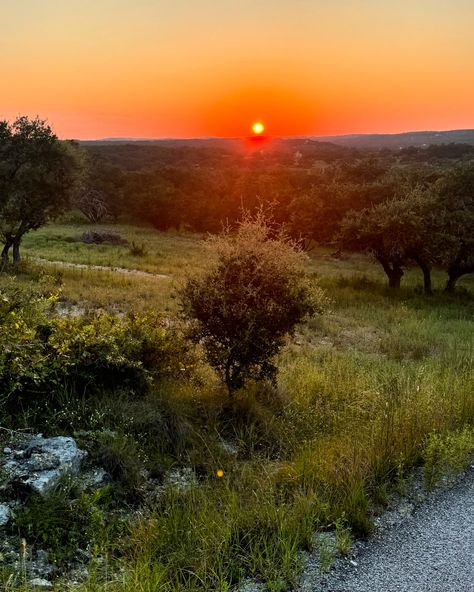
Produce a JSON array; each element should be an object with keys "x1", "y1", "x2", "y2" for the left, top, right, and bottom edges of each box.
[
  {"x1": 430, "y1": 166, "x2": 474, "y2": 292},
  {"x1": 74, "y1": 188, "x2": 108, "y2": 223},
  {"x1": 180, "y1": 213, "x2": 325, "y2": 395},
  {"x1": 339, "y1": 191, "x2": 436, "y2": 293},
  {"x1": 0, "y1": 116, "x2": 85, "y2": 264}
]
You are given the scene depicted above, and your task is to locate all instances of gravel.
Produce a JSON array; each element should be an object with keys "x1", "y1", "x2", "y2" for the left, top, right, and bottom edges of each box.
[{"x1": 298, "y1": 467, "x2": 474, "y2": 592}]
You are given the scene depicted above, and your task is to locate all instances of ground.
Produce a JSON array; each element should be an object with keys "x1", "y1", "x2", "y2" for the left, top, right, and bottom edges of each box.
[{"x1": 1, "y1": 221, "x2": 474, "y2": 591}]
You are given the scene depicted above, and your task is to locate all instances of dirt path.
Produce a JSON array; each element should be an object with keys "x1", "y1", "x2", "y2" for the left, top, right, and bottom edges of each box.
[
  {"x1": 33, "y1": 257, "x2": 170, "y2": 279},
  {"x1": 298, "y1": 468, "x2": 474, "y2": 592}
]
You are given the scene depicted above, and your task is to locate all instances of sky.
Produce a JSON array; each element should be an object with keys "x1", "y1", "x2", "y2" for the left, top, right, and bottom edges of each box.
[{"x1": 1, "y1": 0, "x2": 473, "y2": 139}]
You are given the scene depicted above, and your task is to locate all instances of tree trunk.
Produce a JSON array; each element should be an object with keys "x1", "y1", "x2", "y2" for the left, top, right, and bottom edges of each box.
[
  {"x1": 412, "y1": 256, "x2": 433, "y2": 295},
  {"x1": 387, "y1": 267, "x2": 404, "y2": 289},
  {"x1": 421, "y1": 266, "x2": 433, "y2": 295},
  {"x1": 445, "y1": 262, "x2": 474, "y2": 293},
  {"x1": 225, "y1": 357, "x2": 234, "y2": 399},
  {"x1": 444, "y1": 274, "x2": 459, "y2": 293},
  {"x1": 12, "y1": 241, "x2": 21, "y2": 265},
  {"x1": 1, "y1": 239, "x2": 12, "y2": 264},
  {"x1": 376, "y1": 255, "x2": 404, "y2": 289}
]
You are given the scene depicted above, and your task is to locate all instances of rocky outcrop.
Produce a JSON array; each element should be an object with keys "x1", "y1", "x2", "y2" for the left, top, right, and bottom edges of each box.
[
  {"x1": 3, "y1": 435, "x2": 87, "y2": 494},
  {"x1": 0, "y1": 502, "x2": 12, "y2": 525}
]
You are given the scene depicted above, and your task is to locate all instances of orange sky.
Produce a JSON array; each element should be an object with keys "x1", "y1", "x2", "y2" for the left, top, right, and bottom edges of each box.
[{"x1": 1, "y1": 1, "x2": 473, "y2": 139}]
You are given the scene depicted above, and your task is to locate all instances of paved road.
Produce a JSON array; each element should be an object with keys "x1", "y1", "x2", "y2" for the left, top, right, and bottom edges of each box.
[{"x1": 299, "y1": 470, "x2": 474, "y2": 592}]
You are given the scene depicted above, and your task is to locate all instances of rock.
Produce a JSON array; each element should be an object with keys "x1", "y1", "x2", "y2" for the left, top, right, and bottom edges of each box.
[
  {"x1": 82, "y1": 467, "x2": 109, "y2": 490},
  {"x1": 33, "y1": 549, "x2": 53, "y2": 578},
  {"x1": 0, "y1": 503, "x2": 12, "y2": 526},
  {"x1": 3, "y1": 435, "x2": 87, "y2": 494},
  {"x1": 28, "y1": 578, "x2": 53, "y2": 589},
  {"x1": 164, "y1": 467, "x2": 196, "y2": 491},
  {"x1": 237, "y1": 578, "x2": 266, "y2": 592},
  {"x1": 218, "y1": 440, "x2": 239, "y2": 456},
  {"x1": 78, "y1": 230, "x2": 128, "y2": 245},
  {"x1": 67, "y1": 564, "x2": 89, "y2": 583}
]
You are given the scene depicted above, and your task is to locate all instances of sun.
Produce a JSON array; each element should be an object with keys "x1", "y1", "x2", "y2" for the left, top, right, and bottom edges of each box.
[{"x1": 252, "y1": 121, "x2": 265, "y2": 135}]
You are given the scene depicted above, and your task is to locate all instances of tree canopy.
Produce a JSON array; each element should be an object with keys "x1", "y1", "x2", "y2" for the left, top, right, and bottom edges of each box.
[
  {"x1": 0, "y1": 116, "x2": 85, "y2": 264},
  {"x1": 180, "y1": 213, "x2": 325, "y2": 394}
]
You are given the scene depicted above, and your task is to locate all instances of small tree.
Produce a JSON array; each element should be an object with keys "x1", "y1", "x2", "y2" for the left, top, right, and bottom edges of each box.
[
  {"x1": 430, "y1": 166, "x2": 474, "y2": 292},
  {"x1": 0, "y1": 116, "x2": 85, "y2": 264},
  {"x1": 339, "y1": 191, "x2": 437, "y2": 293},
  {"x1": 180, "y1": 213, "x2": 324, "y2": 395},
  {"x1": 74, "y1": 188, "x2": 108, "y2": 223}
]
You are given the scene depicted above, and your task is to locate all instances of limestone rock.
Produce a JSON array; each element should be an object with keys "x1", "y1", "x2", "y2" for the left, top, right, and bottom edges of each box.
[
  {"x1": 0, "y1": 503, "x2": 12, "y2": 526},
  {"x1": 3, "y1": 435, "x2": 87, "y2": 494}
]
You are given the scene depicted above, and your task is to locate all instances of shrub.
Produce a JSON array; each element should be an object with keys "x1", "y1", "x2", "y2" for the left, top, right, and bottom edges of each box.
[
  {"x1": 12, "y1": 478, "x2": 111, "y2": 567},
  {"x1": 93, "y1": 432, "x2": 145, "y2": 494},
  {"x1": 128, "y1": 241, "x2": 148, "y2": 257},
  {"x1": 423, "y1": 427, "x2": 474, "y2": 489},
  {"x1": 0, "y1": 282, "x2": 185, "y2": 419},
  {"x1": 180, "y1": 212, "x2": 325, "y2": 394}
]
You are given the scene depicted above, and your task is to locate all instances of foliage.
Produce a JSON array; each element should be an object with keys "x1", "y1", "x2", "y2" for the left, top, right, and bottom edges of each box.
[
  {"x1": 12, "y1": 478, "x2": 111, "y2": 568},
  {"x1": 180, "y1": 213, "x2": 325, "y2": 393},
  {"x1": 0, "y1": 282, "x2": 183, "y2": 417},
  {"x1": 423, "y1": 427, "x2": 474, "y2": 490},
  {"x1": 93, "y1": 432, "x2": 145, "y2": 494},
  {"x1": 0, "y1": 222, "x2": 473, "y2": 592},
  {"x1": 430, "y1": 165, "x2": 474, "y2": 291},
  {"x1": 339, "y1": 190, "x2": 438, "y2": 292},
  {"x1": 0, "y1": 116, "x2": 85, "y2": 264}
]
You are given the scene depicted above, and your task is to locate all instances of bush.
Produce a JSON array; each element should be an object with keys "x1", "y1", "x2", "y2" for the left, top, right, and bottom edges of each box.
[
  {"x1": 0, "y1": 282, "x2": 186, "y2": 420},
  {"x1": 180, "y1": 212, "x2": 325, "y2": 394},
  {"x1": 128, "y1": 241, "x2": 148, "y2": 257},
  {"x1": 12, "y1": 478, "x2": 111, "y2": 567},
  {"x1": 94, "y1": 432, "x2": 145, "y2": 494}
]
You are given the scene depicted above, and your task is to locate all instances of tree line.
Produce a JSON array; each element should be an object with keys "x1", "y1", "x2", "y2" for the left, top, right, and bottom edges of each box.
[{"x1": 1, "y1": 116, "x2": 473, "y2": 292}]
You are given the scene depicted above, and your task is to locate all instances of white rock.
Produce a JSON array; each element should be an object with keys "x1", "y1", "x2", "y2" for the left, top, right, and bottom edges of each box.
[
  {"x1": 4, "y1": 435, "x2": 87, "y2": 494},
  {"x1": 28, "y1": 578, "x2": 53, "y2": 589},
  {"x1": 0, "y1": 503, "x2": 12, "y2": 526}
]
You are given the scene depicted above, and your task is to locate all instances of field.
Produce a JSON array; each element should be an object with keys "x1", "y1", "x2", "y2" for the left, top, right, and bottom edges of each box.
[{"x1": 2, "y1": 222, "x2": 474, "y2": 591}]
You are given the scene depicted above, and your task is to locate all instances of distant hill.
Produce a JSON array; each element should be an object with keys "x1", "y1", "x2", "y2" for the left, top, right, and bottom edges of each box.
[
  {"x1": 309, "y1": 129, "x2": 474, "y2": 148},
  {"x1": 82, "y1": 129, "x2": 474, "y2": 150}
]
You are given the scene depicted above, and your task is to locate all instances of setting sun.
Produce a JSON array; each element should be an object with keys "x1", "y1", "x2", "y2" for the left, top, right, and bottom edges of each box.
[{"x1": 252, "y1": 122, "x2": 265, "y2": 135}]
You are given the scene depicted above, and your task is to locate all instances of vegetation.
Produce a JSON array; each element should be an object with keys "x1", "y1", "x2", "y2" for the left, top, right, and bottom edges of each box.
[
  {"x1": 1, "y1": 227, "x2": 473, "y2": 591},
  {"x1": 0, "y1": 127, "x2": 473, "y2": 591},
  {"x1": 0, "y1": 116, "x2": 85, "y2": 265},
  {"x1": 180, "y1": 213, "x2": 325, "y2": 394}
]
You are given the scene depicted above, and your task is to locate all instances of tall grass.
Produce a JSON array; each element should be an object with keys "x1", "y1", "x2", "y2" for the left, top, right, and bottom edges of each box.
[{"x1": 1, "y1": 225, "x2": 474, "y2": 591}]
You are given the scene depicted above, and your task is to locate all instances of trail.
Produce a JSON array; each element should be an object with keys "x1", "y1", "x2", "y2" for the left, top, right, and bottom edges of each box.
[
  {"x1": 298, "y1": 468, "x2": 474, "y2": 592},
  {"x1": 32, "y1": 257, "x2": 170, "y2": 279}
]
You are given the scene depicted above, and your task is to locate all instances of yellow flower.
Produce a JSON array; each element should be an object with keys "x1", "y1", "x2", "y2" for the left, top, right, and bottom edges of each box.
[{"x1": 216, "y1": 469, "x2": 224, "y2": 478}]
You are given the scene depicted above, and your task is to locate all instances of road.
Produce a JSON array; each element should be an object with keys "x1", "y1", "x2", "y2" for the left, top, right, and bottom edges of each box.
[{"x1": 298, "y1": 469, "x2": 474, "y2": 592}]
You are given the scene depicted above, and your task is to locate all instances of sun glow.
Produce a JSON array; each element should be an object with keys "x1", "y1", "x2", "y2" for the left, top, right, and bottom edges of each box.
[{"x1": 252, "y1": 121, "x2": 265, "y2": 135}]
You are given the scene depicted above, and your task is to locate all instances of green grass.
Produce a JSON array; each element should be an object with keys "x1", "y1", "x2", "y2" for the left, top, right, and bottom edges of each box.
[
  {"x1": 20, "y1": 223, "x2": 206, "y2": 276},
  {"x1": 1, "y1": 222, "x2": 474, "y2": 591}
]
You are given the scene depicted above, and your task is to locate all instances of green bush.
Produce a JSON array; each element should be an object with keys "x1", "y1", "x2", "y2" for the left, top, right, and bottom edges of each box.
[
  {"x1": 0, "y1": 283, "x2": 187, "y2": 421},
  {"x1": 180, "y1": 212, "x2": 325, "y2": 394},
  {"x1": 12, "y1": 479, "x2": 111, "y2": 568},
  {"x1": 93, "y1": 432, "x2": 145, "y2": 494},
  {"x1": 423, "y1": 427, "x2": 474, "y2": 489}
]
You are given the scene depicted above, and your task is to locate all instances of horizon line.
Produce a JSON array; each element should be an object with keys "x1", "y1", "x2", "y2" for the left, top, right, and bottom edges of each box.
[{"x1": 75, "y1": 127, "x2": 474, "y2": 143}]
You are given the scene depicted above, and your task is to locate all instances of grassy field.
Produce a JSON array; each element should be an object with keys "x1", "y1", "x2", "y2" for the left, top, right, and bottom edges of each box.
[{"x1": 2, "y1": 222, "x2": 474, "y2": 591}]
